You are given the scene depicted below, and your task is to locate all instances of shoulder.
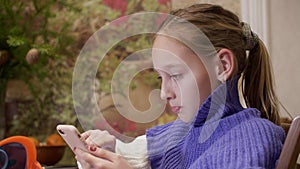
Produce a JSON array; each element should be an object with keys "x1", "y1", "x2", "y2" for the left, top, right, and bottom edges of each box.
[
  {"x1": 211, "y1": 109, "x2": 285, "y2": 168},
  {"x1": 221, "y1": 108, "x2": 286, "y2": 148},
  {"x1": 233, "y1": 108, "x2": 286, "y2": 142},
  {"x1": 190, "y1": 109, "x2": 286, "y2": 168},
  {"x1": 213, "y1": 107, "x2": 286, "y2": 144}
]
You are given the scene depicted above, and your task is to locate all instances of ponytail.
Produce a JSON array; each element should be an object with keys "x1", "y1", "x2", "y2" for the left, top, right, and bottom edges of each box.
[{"x1": 242, "y1": 40, "x2": 280, "y2": 125}]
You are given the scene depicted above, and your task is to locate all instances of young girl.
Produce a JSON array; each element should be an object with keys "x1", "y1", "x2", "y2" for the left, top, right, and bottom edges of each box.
[{"x1": 75, "y1": 4, "x2": 285, "y2": 169}]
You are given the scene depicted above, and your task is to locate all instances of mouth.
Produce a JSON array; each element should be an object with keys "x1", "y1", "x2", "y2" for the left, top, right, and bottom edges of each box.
[{"x1": 171, "y1": 106, "x2": 182, "y2": 114}]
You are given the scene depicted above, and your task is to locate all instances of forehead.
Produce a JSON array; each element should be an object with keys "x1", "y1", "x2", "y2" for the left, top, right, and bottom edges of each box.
[{"x1": 152, "y1": 36, "x2": 201, "y2": 71}]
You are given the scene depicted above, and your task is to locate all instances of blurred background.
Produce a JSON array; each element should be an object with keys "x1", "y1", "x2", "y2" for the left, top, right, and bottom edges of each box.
[
  {"x1": 0, "y1": 0, "x2": 299, "y2": 166},
  {"x1": 0, "y1": 0, "x2": 174, "y2": 166}
]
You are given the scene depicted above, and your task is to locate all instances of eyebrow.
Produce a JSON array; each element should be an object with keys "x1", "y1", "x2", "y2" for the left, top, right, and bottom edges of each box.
[{"x1": 154, "y1": 63, "x2": 185, "y2": 72}]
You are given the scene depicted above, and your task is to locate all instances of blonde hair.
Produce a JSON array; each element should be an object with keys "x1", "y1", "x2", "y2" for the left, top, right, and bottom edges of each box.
[{"x1": 164, "y1": 4, "x2": 280, "y2": 124}]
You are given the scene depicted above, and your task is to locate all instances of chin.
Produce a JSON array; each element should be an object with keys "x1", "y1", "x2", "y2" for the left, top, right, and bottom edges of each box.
[
  {"x1": 178, "y1": 114, "x2": 194, "y2": 123},
  {"x1": 178, "y1": 108, "x2": 198, "y2": 123}
]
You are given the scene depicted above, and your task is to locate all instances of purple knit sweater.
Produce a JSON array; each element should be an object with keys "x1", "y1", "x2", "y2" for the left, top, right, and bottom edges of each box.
[{"x1": 146, "y1": 77, "x2": 285, "y2": 169}]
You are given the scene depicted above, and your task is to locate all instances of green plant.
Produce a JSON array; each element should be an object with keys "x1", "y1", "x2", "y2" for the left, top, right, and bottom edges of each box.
[
  {"x1": 0, "y1": 0, "x2": 78, "y2": 137},
  {"x1": 0, "y1": 0, "x2": 77, "y2": 81},
  {"x1": 8, "y1": 60, "x2": 75, "y2": 138},
  {"x1": 3, "y1": 0, "x2": 173, "y2": 139}
]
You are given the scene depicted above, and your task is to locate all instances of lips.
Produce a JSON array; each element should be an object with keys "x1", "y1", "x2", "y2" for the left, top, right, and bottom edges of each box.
[{"x1": 171, "y1": 106, "x2": 182, "y2": 113}]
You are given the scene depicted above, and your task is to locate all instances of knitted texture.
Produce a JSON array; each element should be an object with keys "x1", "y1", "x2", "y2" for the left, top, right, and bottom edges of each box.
[{"x1": 146, "y1": 77, "x2": 285, "y2": 169}]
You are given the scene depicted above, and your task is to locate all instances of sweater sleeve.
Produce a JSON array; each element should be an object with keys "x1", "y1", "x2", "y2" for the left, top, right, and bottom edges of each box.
[
  {"x1": 115, "y1": 135, "x2": 151, "y2": 169},
  {"x1": 188, "y1": 118, "x2": 285, "y2": 169},
  {"x1": 146, "y1": 120, "x2": 191, "y2": 169}
]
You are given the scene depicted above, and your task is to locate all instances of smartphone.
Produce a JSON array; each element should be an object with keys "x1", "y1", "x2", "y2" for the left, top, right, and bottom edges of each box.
[{"x1": 56, "y1": 124, "x2": 89, "y2": 153}]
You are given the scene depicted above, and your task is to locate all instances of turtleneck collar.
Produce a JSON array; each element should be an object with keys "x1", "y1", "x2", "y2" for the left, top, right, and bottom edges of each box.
[{"x1": 193, "y1": 75, "x2": 244, "y2": 127}]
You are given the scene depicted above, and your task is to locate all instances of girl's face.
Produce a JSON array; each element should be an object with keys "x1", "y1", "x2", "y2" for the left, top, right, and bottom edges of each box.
[{"x1": 152, "y1": 36, "x2": 213, "y2": 123}]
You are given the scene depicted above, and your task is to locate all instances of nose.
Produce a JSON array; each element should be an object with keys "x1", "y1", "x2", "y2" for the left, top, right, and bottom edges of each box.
[{"x1": 160, "y1": 79, "x2": 176, "y2": 101}]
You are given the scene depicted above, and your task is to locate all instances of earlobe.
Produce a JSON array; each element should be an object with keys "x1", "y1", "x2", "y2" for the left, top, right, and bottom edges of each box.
[{"x1": 216, "y1": 49, "x2": 235, "y2": 82}]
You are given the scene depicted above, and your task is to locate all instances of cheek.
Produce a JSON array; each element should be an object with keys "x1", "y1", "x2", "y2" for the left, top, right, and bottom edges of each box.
[
  {"x1": 198, "y1": 75, "x2": 212, "y2": 104},
  {"x1": 178, "y1": 76, "x2": 201, "y2": 106},
  {"x1": 176, "y1": 77, "x2": 201, "y2": 122},
  {"x1": 180, "y1": 73, "x2": 211, "y2": 105},
  {"x1": 172, "y1": 81, "x2": 181, "y2": 95}
]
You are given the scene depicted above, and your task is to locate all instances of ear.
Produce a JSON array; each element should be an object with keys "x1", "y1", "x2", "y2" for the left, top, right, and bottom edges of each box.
[{"x1": 215, "y1": 48, "x2": 235, "y2": 82}]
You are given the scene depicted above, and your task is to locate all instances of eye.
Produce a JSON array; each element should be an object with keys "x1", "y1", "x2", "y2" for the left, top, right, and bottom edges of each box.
[{"x1": 170, "y1": 74, "x2": 182, "y2": 81}]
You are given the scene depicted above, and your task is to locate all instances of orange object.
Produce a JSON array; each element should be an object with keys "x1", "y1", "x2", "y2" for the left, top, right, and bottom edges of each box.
[
  {"x1": 28, "y1": 136, "x2": 40, "y2": 146},
  {"x1": 0, "y1": 136, "x2": 42, "y2": 169},
  {"x1": 46, "y1": 133, "x2": 65, "y2": 146}
]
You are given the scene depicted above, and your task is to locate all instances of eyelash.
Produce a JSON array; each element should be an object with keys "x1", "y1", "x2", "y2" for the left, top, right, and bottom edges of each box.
[
  {"x1": 156, "y1": 73, "x2": 182, "y2": 81},
  {"x1": 170, "y1": 74, "x2": 182, "y2": 80}
]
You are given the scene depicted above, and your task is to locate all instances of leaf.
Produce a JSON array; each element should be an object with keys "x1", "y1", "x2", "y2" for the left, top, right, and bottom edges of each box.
[
  {"x1": 6, "y1": 35, "x2": 27, "y2": 47},
  {"x1": 141, "y1": 0, "x2": 159, "y2": 11}
]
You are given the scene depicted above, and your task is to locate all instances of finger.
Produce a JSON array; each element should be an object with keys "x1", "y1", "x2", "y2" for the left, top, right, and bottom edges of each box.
[
  {"x1": 75, "y1": 147, "x2": 113, "y2": 168},
  {"x1": 86, "y1": 131, "x2": 116, "y2": 148},
  {"x1": 88, "y1": 145, "x2": 119, "y2": 162},
  {"x1": 82, "y1": 130, "x2": 102, "y2": 146},
  {"x1": 83, "y1": 130, "x2": 103, "y2": 145},
  {"x1": 75, "y1": 156, "x2": 91, "y2": 169},
  {"x1": 76, "y1": 161, "x2": 85, "y2": 169},
  {"x1": 81, "y1": 130, "x2": 92, "y2": 140}
]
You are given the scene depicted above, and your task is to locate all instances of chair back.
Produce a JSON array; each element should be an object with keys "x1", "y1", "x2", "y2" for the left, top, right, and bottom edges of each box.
[
  {"x1": 0, "y1": 136, "x2": 42, "y2": 169},
  {"x1": 277, "y1": 116, "x2": 300, "y2": 169}
]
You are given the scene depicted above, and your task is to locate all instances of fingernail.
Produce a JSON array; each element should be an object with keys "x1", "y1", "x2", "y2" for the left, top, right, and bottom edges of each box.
[
  {"x1": 89, "y1": 145, "x2": 97, "y2": 152},
  {"x1": 74, "y1": 147, "x2": 82, "y2": 153}
]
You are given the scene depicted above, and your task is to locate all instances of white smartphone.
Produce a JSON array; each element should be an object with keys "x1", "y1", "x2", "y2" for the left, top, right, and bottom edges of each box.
[{"x1": 56, "y1": 124, "x2": 89, "y2": 153}]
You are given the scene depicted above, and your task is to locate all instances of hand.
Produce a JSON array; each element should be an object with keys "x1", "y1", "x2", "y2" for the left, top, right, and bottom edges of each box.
[
  {"x1": 75, "y1": 145, "x2": 133, "y2": 169},
  {"x1": 81, "y1": 130, "x2": 116, "y2": 152}
]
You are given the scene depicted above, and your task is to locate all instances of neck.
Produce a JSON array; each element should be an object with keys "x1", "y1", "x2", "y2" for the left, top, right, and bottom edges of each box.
[{"x1": 193, "y1": 75, "x2": 244, "y2": 127}]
